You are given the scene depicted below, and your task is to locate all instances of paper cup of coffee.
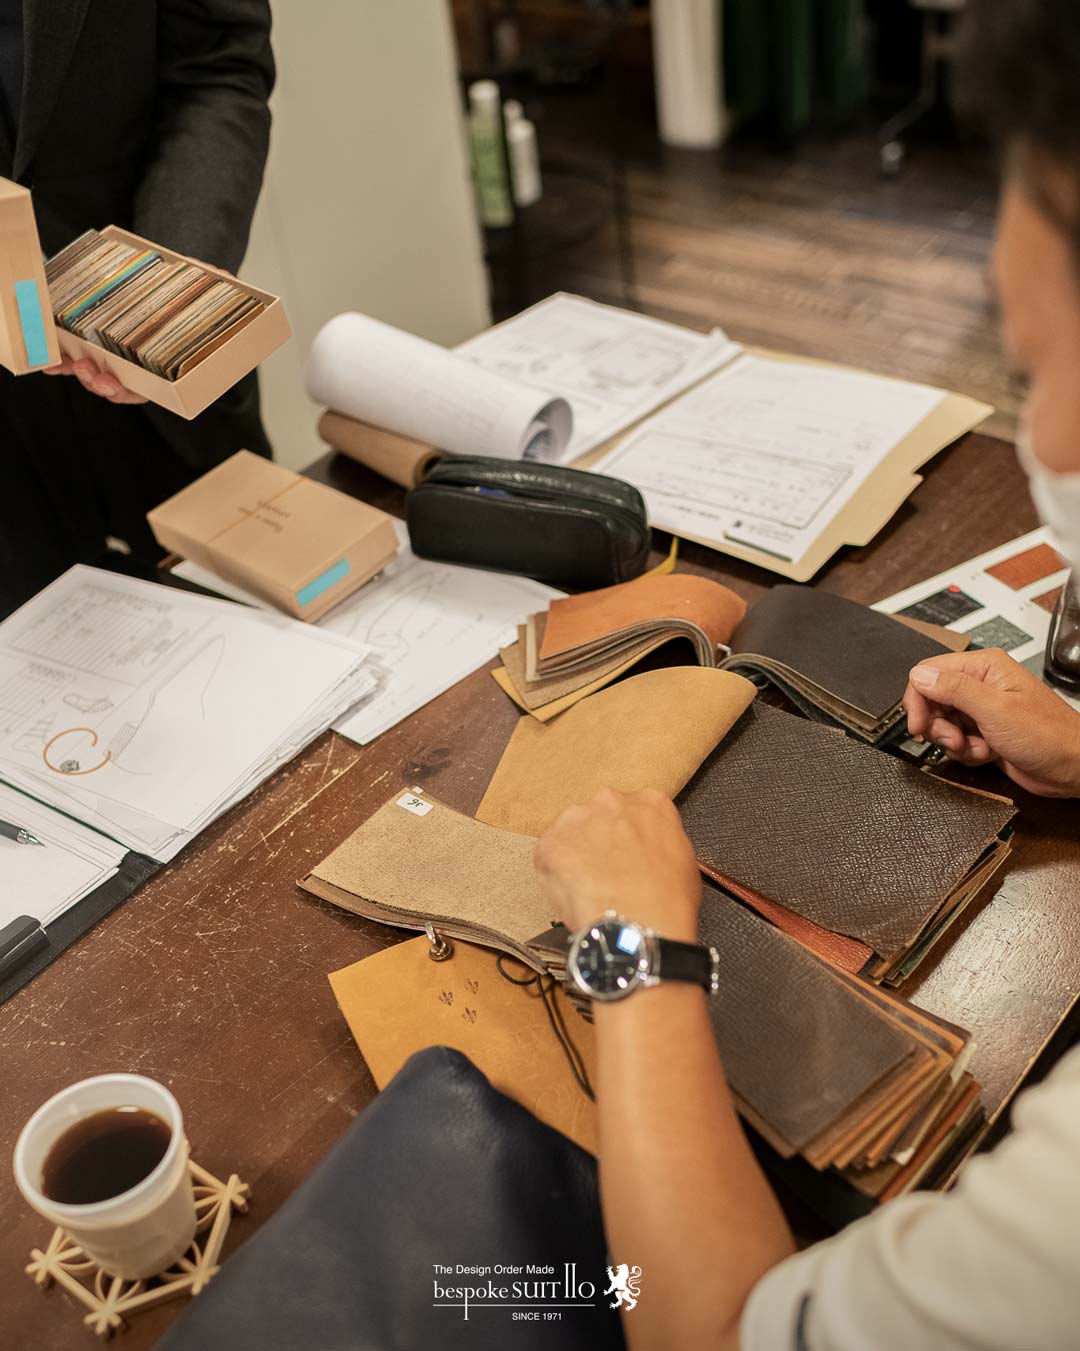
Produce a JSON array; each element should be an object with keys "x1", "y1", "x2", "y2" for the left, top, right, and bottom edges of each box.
[{"x1": 13, "y1": 1074, "x2": 197, "y2": 1280}]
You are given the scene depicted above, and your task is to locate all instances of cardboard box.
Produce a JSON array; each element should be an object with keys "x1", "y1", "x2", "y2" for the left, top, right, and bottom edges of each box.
[
  {"x1": 0, "y1": 177, "x2": 290, "y2": 417},
  {"x1": 148, "y1": 451, "x2": 399, "y2": 621}
]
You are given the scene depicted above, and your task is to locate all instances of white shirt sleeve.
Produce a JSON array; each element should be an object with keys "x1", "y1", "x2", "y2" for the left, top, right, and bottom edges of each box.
[{"x1": 740, "y1": 1044, "x2": 1080, "y2": 1351}]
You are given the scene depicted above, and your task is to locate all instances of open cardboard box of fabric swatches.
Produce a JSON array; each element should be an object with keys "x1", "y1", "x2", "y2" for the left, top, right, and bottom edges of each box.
[{"x1": 0, "y1": 176, "x2": 290, "y2": 418}]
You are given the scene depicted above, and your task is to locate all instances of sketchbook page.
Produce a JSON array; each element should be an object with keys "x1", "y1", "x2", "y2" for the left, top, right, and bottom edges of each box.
[
  {"x1": 304, "y1": 312, "x2": 572, "y2": 462},
  {"x1": 455, "y1": 292, "x2": 741, "y2": 462},
  {"x1": 175, "y1": 522, "x2": 562, "y2": 745},
  {"x1": 0, "y1": 566, "x2": 373, "y2": 861},
  {"x1": 0, "y1": 780, "x2": 124, "y2": 927},
  {"x1": 874, "y1": 527, "x2": 1079, "y2": 710},
  {"x1": 593, "y1": 354, "x2": 947, "y2": 568}
]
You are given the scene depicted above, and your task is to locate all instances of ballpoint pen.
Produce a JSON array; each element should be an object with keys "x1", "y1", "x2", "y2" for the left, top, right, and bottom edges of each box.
[{"x1": 0, "y1": 819, "x2": 45, "y2": 846}]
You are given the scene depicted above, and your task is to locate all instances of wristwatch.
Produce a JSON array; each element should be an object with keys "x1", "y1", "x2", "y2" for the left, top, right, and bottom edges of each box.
[{"x1": 566, "y1": 910, "x2": 720, "y2": 1003}]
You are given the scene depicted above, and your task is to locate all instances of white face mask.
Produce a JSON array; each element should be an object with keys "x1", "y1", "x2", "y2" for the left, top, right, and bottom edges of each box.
[{"x1": 1016, "y1": 425, "x2": 1080, "y2": 576}]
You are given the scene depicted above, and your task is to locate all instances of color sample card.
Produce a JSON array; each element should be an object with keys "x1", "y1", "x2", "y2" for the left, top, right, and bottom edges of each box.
[
  {"x1": 43, "y1": 229, "x2": 266, "y2": 382},
  {"x1": 965, "y1": 616, "x2": 1033, "y2": 652},
  {"x1": 1032, "y1": 585, "x2": 1064, "y2": 614},
  {"x1": 898, "y1": 586, "x2": 983, "y2": 627},
  {"x1": 875, "y1": 527, "x2": 1076, "y2": 709},
  {"x1": 985, "y1": 542, "x2": 1064, "y2": 590}
]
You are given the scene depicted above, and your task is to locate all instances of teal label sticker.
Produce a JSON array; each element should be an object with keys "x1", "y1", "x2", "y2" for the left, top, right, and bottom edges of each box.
[
  {"x1": 296, "y1": 559, "x2": 350, "y2": 607},
  {"x1": 14, "y1": 279, "x2": 51, "y2": 368}
]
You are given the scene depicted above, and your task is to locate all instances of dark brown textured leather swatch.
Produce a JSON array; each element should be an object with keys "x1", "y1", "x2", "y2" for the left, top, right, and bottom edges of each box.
[
  {"x1": 698, "y1": 882, "x2": 916, "y2": 1152},
  {"x1": 725, "y1": 585, "x2": 948, "y2": 719},
  {"x1": 678, "y1": 704, "x2": 1015, "y2": 959}
]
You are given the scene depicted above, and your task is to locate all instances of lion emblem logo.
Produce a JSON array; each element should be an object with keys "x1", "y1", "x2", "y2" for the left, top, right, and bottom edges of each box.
[{"x1": 604, "y1": 1263, "x2": 643, "y2": 1312}]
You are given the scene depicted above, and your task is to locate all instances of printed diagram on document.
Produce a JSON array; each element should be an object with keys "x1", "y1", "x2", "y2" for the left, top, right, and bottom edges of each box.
[
  {"x1": 0, "y1": 566, "x2": 374, "y2": 860},
  {"x1": 39, "y1": 634, "x2": 226, "y2": 777}
]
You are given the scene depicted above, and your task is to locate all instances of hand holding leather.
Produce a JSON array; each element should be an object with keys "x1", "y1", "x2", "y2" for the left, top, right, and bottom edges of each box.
[
  {"x1": 905, "y1": 647, "x2": 1080, "y2": 796},
  {"x1": 535, "y1": 788, "x2": 700, "y2": 942}
]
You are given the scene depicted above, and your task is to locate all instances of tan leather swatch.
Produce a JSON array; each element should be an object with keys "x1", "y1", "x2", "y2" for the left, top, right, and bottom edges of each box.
[
  {"x1": 301, "y1": 791, "x2": 556, "y2": 966},
  {"x1": 476, "y1": 667, "x2": 757, "y2": 836},
  {"x1": 500, "y1": 629, "x2": 677, "y2": 714},
  {"x1": 539, "y1": 573, "x2": 747, "y2": 663},
  {"x1": 329, "y1": 937, "x2": 598, "y2": 1154}
]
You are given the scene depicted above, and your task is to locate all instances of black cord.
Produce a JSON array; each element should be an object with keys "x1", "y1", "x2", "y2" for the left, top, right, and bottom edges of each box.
[{"x1": 496, "y1": 955, "x2": 596, "y2": 1102}]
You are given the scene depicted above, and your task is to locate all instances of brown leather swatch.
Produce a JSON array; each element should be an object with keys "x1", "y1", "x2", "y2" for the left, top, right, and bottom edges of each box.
[
  {"x1": 725, "y1": 585, "x2": 948, "y2": 723},
  {"x1": 539, "y1": 573, "x2": 747, "y2": 664},
  {"x1": 697, "y1": 883, "x2": 916, "y2": 1154},
  {"x1": 678, "y1": 704, "x2": 1015, "y2": 960},
  {"x1": 476, "y1": 667, "x2": 757, "y2": 836},
  {"x1": 500, "y1": 626, "x2": 675, "y2": 711}
]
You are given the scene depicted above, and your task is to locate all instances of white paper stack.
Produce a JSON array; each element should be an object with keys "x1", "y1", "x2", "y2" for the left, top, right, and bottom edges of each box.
[{"x1": 0, "y1": 567, "x2": 377, "y2": 862}]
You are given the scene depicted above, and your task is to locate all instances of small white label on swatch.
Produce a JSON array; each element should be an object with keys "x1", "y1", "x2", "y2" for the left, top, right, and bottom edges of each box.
[{"x1": 396, "y1": 792, "x2": 432, "y2": 817}]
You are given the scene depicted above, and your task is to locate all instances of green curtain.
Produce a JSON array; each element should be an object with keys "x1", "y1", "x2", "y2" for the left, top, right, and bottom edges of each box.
[{"x1": 724, "y1": 0, "x2": 867, "y2": 139}]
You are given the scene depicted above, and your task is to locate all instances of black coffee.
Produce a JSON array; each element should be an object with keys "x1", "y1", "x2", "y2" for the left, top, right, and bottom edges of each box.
[{"x1": 41, "y1": 1106, "x2": 172, "y2": 1205}]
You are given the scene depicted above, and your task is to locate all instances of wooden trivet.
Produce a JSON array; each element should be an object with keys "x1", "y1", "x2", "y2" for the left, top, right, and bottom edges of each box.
[{"x1": 26, "y1": 1158, "x2": 250, "y2": 1339}]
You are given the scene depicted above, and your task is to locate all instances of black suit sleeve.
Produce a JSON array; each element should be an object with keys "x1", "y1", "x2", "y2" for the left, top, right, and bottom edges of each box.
[{"x1": 132, "y1": 0, "x2": 274, "y2": 273}]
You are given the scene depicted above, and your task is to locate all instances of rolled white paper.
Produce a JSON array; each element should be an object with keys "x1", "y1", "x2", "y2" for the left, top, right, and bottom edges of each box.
[{"x1": 305, "y1": 312, "x2": 573, "y2": 462}]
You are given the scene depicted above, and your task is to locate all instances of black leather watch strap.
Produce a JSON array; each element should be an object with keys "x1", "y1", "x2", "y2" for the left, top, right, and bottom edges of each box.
[{"x1": 655, "y1": 937, "x2": 715, "y2": 991}]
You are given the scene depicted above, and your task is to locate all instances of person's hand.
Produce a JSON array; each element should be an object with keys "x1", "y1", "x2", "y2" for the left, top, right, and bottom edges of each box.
[
  {"x1": 904, "y1": 648, "x2": 1080, "y2": 797},
  {"x1": 534, "y1": 787, "x2": 701, "y2": 941},
  {"x1": 43, "y1": 355, "x2": 147, "y2": 405}
]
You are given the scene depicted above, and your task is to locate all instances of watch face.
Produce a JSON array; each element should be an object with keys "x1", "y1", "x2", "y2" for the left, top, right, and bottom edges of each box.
[{"x1": 570, "y1": 919, "x2": 647, "y2": 1000}]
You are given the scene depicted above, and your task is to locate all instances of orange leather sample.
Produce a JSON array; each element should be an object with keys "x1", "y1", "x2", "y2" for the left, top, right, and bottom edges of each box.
[{"x1": 538, "y1": 572, "x2": 746, "y2": 668}]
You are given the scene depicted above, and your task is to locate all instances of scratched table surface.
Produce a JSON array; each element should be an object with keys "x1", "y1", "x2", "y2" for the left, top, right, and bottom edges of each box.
[{"x1": 3, "y1": 434, "x2": 1079, "y2": 1351}]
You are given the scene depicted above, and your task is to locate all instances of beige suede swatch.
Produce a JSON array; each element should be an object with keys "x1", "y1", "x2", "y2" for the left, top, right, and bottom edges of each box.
[
  {"x1": 475, "y1": 667, "x2": 756, "y2": 836},
  {"x1": 301, "y1": 789, "x2": 556, "y2": 967}
]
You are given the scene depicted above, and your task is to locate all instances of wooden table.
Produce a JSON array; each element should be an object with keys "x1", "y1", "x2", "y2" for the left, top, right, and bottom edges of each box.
[{"x1": 3, "y1": 434, "x2": 1079, "y2": 1349}]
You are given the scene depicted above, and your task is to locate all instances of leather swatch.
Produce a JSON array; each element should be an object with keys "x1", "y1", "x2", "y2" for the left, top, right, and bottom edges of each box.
[
  {"x1": 475, "y1": 667, "x2": 757, "y2": 835},
  {"x1": 304, "y1": 791, "x2": 975, "y2": 1174},
  {"x1": 501, "y1": 624, "x2": 673, "y2": 712},
  {"x1": 678, "y1": 703, "x2": 1015, "y2": 963},
  {"x1": 330, "y1": 936, "x2": 599, "y2": 1154},
  {"x1": 538, "y1": 572, "x2": 746, "y2": 668},
  {"x1": 722, "y1": 585, "x2": 950, "y2": 740},
  {"x1": 697, "y1": 882, "x2": 916, "y2": 1154},
  {"x1": 302, "y1": 792, "x2": 556, "y2": 967}
]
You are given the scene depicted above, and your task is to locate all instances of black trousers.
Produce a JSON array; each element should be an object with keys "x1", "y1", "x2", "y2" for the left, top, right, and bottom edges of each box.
[{"x1": 0, "y1": 368, "x2": 198, "y2": 617}]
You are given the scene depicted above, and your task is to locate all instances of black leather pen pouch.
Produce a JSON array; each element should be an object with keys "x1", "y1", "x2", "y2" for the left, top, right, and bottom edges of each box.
[{"x1": 405, "y1": 454, "x2": 651, "y2": 589}]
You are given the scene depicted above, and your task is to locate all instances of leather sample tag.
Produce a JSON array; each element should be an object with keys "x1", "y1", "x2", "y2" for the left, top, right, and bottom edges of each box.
[
  {"x1": 678, "y1": 703, "x2": 1015, "y2": 965},
  {"x1": 476, "y1": 667, "x2": 757, "y2": 835}
]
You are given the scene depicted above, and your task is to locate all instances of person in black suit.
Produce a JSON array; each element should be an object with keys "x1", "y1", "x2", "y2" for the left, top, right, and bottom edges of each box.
[{"x1": 0, "y1": 0, "x2": 274, "y2": 616}]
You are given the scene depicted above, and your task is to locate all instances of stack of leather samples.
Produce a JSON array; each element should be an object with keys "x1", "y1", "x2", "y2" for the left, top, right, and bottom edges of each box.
[
  {"x1": 496, "y1": 573, "x2": 748, "y2": 721},
  {"x1": 496, "y1": 573, "x2": 961, "y2": 746},
  {"x1": 719, "y1": 585, "x2": 968, "y2": 745},
  {"x1": 475, "y1": 669, "x2": 1015, "y2": 984},
  {"x1": 300, "y1": 788, "x2": 985, "y2": 1197}
]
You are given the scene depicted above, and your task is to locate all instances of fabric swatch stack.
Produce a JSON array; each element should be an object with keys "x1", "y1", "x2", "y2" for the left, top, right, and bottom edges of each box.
[{"x1": 45, "y1": 229, "x2": 266, "y2": 380}]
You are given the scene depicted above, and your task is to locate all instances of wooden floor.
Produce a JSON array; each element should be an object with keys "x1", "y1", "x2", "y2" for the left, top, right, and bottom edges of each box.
[{"x1": 513, "y1": 104, "x2": 1018, "y2": 441}]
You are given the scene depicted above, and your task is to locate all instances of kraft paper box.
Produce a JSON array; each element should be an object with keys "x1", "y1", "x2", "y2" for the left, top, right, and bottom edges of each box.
[
  {"x1": 148, "y1": 451, "x2": 398, "y2": 621},
  {"x1": 0, "y1": 177, "x2": 290, "y2": 417}
]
